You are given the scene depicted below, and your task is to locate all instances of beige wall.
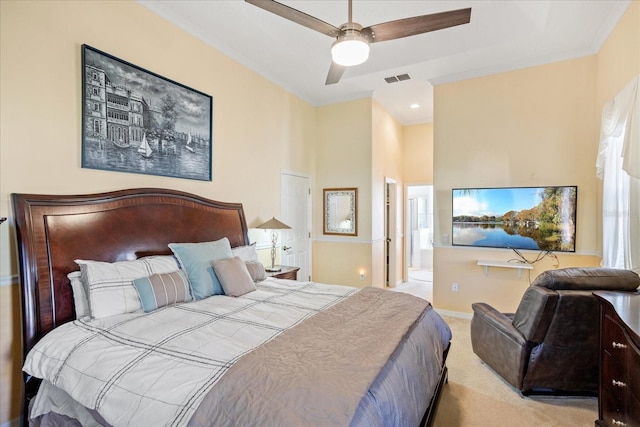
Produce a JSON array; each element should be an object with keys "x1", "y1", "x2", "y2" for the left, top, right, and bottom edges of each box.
[
  {"x1": 433, "y1": 56, "x2": 603, "y2": 313},
  {"x1": 596, "y1": 1, "x2": 640, "y2": 111},
  {"x1": 312, "y1": 99, "x2": 406, "y2": 288},
  {"x1": 431, "y1": 1, "x2": 639, "y2": 314},
  {"x1": 0, "y1": 0, "x2": 318, "y2": 422},
  {"x1": 313, "y1": 99, "x2": 373, "y2": 286},
  {"x1": 403, "y1": 123, "x2": 434, "y2": 184},
  {"x1": 372, "y1": 100, "x2": 405, "y2": 286}
]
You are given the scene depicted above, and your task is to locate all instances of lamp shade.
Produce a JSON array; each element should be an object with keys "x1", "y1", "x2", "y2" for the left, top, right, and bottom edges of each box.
[
  {"x1": 330, "y1": 23, "x2": 370, "y2": 67},
  {"x1": 256, "y1": 217, "x2": 291, "y2": 230},
  {"x1": 331, "y1": 36, "x2": 370, "y2": 66}
]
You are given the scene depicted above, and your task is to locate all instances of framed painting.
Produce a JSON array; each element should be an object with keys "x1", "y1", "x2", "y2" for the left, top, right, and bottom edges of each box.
[{"x1": 81, "y1": 44, "x2": 213, "y2": 181}]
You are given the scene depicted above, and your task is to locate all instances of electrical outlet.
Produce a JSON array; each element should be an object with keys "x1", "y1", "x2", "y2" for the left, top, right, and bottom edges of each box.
[
  {"x1": 452, "y1": 282, "x2": 458, "y2": 292},
  {"x1": 359, "y1": 272, "x2": 365, "y2": 281}
]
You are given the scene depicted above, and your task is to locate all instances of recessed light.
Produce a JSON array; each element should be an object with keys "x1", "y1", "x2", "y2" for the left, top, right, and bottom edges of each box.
[{"x1": 410, "y1": 103, "x2": 420, "y2": 109}]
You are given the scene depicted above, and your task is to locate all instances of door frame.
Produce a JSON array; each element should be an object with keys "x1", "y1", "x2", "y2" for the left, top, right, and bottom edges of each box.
[
  {"x1": 404, "y1": 182, "x2": 433, "y2": 280},
  {"x1": 384, "y1": 177, "x2": 398, "y2": 287}
]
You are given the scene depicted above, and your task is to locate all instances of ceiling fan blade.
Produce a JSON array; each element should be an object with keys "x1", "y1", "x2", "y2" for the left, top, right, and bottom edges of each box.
[
  {"x1": 325, "y1": 62, "x2": 346, "y2": 85},
  {"x1": 245, "y1": 0, "x2": 340, "y2": 37},
  {"x1": 361, "y1": 8, "x2": 471, "y2": 43}
]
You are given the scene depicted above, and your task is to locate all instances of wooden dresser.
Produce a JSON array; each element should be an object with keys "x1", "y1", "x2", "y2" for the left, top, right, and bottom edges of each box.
[{"x1": 594, "y1": 291, "x2": 640, "y2": 427}]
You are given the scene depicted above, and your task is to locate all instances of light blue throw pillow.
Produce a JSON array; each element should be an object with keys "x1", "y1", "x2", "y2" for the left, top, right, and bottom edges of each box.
[
  {"x1": 168, "y1": 238, "x2": 234, "y2": 299},
  {"x1": 133, "y1": 270, "x2": 192, "y2": 312}
]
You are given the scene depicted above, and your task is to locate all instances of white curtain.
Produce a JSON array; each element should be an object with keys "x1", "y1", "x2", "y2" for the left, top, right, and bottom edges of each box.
[{"x1": 596, "y1": 75, "x2": 640, "y2": 271}]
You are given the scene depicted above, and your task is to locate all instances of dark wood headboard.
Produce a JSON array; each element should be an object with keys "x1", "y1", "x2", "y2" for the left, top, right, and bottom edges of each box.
[{"x1": 11, "y1": 188, "x2": 250, "y2": 408}]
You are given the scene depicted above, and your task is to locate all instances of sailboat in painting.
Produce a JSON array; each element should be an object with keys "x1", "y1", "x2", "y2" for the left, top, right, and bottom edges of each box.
[
  {"x1": 138, "y1": 133, "x2": 153, "y2": 158},
  {"x1": 186, "y1": 133, "x2": 195, "y2": 153}
]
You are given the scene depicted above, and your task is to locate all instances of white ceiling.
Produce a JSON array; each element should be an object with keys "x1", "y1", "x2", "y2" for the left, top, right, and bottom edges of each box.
[{"x1": 137, "y1": 0, "x2": 630, "y2": 125}]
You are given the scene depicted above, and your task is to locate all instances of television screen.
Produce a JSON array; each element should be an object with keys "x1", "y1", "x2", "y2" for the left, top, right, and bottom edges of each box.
[{"x1": 452, "y1": 186, "x2": 577, "y2": 252}]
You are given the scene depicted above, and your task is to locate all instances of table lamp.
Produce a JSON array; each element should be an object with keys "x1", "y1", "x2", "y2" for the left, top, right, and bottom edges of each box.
[{"x1": 256, "y1": 217, "x2": 291, "y2": 272}]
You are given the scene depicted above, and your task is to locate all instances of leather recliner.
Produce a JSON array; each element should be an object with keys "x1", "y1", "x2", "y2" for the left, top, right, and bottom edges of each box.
[{"x1": 470, "y1": 267, "x2": 640, "y2": 395}]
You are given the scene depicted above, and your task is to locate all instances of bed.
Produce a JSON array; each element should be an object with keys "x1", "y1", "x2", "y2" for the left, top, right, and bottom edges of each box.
[{"x1": 12, "y1": 187, "x2": 451, "y2": 427}]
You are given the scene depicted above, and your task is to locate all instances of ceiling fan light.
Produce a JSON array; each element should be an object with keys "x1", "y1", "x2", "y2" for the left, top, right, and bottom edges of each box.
[{"x1": 331, "y1": 37, "x2": 370, "y2": 66}]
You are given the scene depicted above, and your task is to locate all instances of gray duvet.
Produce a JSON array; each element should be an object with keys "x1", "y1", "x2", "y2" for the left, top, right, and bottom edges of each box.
[{"x1": 188, "y1": 287, "x2": 447, "y2": 426}]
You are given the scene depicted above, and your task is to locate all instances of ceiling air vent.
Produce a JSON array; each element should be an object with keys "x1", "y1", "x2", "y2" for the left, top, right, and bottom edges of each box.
[{"x1": 384, "y1": 73, "x2": 411, "y2": 83}]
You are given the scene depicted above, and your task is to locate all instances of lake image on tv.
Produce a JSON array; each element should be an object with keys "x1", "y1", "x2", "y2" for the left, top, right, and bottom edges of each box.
[{"x1": 452, "y1": 186, "x2": 577, "y2": 252}]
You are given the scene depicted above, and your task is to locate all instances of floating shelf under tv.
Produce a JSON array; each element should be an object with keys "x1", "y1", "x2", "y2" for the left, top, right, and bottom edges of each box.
[{"x1": 477, "y1": 260, "x2": 533, "y2": 278}]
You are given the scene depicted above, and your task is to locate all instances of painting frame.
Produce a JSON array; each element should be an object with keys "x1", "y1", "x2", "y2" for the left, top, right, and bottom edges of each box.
[
  {"x1": 81, "y1": 44, "x2": 213, "y2": 181},
  {"x1": 323, "y1": 188, "x2": 358, "y2": 236}
]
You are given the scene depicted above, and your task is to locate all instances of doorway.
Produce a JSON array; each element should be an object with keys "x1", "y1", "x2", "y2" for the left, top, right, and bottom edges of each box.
[{"x1": 405, "y1": 185, "x2": 433, "y2": 298}]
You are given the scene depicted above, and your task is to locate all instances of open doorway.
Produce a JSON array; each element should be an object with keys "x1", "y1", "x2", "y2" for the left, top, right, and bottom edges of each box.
[{"x1": 404, "y1": 184, "x2": 433, "y2": 300}]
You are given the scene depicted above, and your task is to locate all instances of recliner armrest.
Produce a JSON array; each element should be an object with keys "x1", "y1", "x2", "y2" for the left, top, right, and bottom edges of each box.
[
  {"x1": 470, "y1": 302, "x2": 532, "y2": 390},
  {"x1": 471, "y1": 303, "x2": 527, "y2": 346}
]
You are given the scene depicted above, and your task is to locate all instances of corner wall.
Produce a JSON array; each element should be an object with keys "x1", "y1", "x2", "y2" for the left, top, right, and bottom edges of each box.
[
  {"x1": 433, "y1": 56, "x2": 601, "y2": 313},
  {"x1": 313, "y1": 99, "x2": 373, "y2": 287}
]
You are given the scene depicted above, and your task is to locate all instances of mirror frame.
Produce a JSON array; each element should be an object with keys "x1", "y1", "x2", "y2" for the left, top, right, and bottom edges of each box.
[{"x1": 323, "y1": 188, "x2": 358, "y2": 236}]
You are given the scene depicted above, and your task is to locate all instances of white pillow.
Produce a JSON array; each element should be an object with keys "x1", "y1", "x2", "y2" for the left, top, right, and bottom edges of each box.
[
  {"x1": 76, "y1": 255, "x2": 179, "y2": 319},
  {"x1": 231, "y1": 242, "x2": 258, "y2": 262},
  {"x1": 67, "y1": 271, "x2": 90, "y2": 319}
]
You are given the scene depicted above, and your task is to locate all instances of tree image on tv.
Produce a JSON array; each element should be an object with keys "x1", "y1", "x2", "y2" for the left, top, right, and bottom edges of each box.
[{"x1": 452, "y1": 186, "x2": 577, "y2": 252}]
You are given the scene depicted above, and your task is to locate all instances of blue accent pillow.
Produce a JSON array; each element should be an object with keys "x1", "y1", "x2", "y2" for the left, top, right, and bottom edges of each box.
[
  {"x1": 168, "y1": 238, "x2": 234, "y2": 299},
  {"x1": 133, "y1": 270, "x2": 192, "y2": 312}
]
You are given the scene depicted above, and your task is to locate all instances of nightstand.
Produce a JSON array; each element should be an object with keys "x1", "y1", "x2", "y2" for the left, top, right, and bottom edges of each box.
[{"x1": 266, "y1": 266, "x2": 300, "y2": 281}]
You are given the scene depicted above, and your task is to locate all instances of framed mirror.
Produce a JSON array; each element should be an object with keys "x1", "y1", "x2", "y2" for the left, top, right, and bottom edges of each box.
[{"x1": 323, "y1": 188, "x2": 357, "y2": 236}]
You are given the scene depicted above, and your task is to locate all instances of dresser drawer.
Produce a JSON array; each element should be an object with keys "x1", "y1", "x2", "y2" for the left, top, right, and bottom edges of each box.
[
  {"x1": 595, "y1": 292, "x2": 640, "y2": 427},
  {"x1": 604, "y1": 315, "x2": 633, "y2": 360},
  {"x1": 603, "y1": 352, "x2": 627, "y2": 409}
]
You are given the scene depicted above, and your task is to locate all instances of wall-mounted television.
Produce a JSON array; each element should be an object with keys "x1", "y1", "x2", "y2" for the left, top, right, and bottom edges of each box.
[{"x1": 452, "y1": 186, "x2": 577, "y2": 252}]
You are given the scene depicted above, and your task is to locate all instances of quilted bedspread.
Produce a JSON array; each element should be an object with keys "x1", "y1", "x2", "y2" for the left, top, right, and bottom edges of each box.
[{"x1": 24, "y1": 279, "x2": 447, "y2": 427}]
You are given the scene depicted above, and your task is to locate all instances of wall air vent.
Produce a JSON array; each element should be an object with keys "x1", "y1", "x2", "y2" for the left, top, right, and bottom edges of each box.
[{"x1": 384, "y1": 73, "x2": 411, "y2": 83}]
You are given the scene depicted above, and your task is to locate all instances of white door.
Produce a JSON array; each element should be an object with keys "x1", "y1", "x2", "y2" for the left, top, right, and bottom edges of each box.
[{"x1": 280, "y1": 171, "x2": 312, "y2": 281}]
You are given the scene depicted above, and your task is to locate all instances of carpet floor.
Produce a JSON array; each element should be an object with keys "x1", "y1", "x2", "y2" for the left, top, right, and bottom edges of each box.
[{"x1": 432, "y1": 315, "x2": 598, "y2": 426}]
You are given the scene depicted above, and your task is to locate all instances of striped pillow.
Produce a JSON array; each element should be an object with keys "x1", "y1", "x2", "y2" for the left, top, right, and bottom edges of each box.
[
  {"x1": 245, "y1": 260, "x2": 267, "y2": 282},
  {"x1": 133, "y1": 270, "x2": 192, "y2": 312}
]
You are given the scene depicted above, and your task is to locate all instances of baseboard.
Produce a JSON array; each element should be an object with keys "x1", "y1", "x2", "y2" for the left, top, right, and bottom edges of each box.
[{"x1": 435, "y1": 309, "x2": 473, "y2": 320}]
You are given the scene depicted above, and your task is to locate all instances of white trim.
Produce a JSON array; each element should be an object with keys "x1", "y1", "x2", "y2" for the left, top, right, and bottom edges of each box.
[
  {"x1": 435, "y1": 309, "x2": 473, "y2": 320},
  {"x1": 0, "y1": 274, "x2": 17, "y2": 287},
  {"x1": 314, "y1": 236, "x2": 377, "y2": 244}
]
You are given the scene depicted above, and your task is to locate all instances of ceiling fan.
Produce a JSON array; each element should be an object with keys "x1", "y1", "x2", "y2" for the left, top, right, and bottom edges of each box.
[{"x1": 245, "y1": 0, "x2": 471, "y2": 85}]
